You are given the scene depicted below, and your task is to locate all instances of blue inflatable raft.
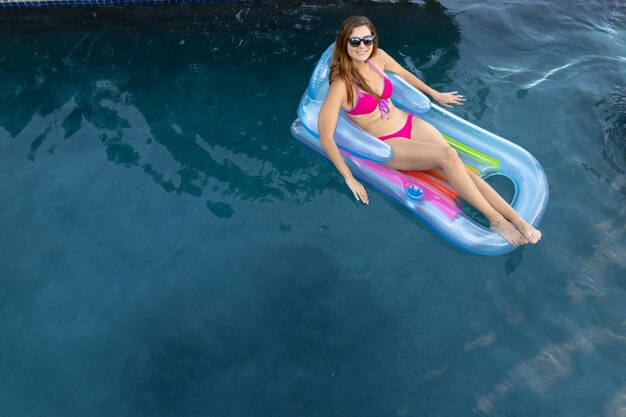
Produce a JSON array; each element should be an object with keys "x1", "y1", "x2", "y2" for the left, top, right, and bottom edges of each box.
[{"x1": 291, "y1": 44, "x2": 548, "y2": 255}]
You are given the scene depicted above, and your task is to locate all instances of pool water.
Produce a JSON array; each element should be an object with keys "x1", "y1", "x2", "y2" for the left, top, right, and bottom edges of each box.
[{"x1": 1, "y1": 1, "x2": 625, "y2": 416}]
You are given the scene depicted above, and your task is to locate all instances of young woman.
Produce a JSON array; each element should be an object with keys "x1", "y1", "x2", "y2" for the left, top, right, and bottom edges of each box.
[{"x1": 317, "y1": 15, "x2": 541, "y2": 245}]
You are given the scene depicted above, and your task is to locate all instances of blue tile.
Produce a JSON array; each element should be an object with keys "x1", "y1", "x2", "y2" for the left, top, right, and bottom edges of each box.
[{"x1": 0, "y1": 0, "x2": 245, "y2": 8}]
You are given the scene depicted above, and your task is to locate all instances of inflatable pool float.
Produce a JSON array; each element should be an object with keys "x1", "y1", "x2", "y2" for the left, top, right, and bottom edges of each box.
[{"x1": 291, "y1": 44, "x2": 548, "y2": 256}]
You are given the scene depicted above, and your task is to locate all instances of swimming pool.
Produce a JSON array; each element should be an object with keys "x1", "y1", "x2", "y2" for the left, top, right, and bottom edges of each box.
[{"x1": 1, "y1": 1, "x2": 625, "y2": 416}]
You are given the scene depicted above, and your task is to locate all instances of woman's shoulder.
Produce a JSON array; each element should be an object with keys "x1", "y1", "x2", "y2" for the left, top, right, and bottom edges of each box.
[
  {"x1": 371, "y1": 48, "x2": 391, "y2": 68},
  {"x1": 376, "y1": 48, "x2": 390, "y2": 57},
  {"x1": 329, "y1": 77, "x2": 349, "y2": 94},
  {"x1": 327, "y1": 77, "x2": 351, "y2": 103}
]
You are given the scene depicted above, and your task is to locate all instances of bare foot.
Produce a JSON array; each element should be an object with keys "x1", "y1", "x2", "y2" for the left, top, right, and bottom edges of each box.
[
  {"x1": 491, "y1": 219, "x2": 528, "y2": 245},
  {"x1": 513, "y1": 220, "x2": 542, "y2": 244}
]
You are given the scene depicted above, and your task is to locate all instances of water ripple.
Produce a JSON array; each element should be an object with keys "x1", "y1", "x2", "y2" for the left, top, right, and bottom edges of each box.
[{"x1": 595, "y1": 87, "x2": 626, "y2": 176}]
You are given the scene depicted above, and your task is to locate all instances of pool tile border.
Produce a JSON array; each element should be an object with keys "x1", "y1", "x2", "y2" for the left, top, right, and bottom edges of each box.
[{"x1": 0, "y1": 0, "x2": 236, "y2": 9}]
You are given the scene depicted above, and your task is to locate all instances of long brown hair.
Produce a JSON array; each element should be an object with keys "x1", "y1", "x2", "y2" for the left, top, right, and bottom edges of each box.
[{"x1": 330, "y1": 16, "x2": 380, "y2": 108}]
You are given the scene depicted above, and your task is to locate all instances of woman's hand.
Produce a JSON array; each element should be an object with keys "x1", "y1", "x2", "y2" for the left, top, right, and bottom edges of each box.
[
  {"x1": 434, "y1": 91, "x2": 465, "y2": 108},
  {"x1": 345, "y1": 175, "x2": 369, "y2": 205}
]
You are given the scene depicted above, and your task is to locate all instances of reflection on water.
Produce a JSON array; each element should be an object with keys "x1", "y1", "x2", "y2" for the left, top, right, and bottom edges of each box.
[
  {"x1": 595, "y1": 87, "x2": 626, "y2": 182},
  {"x1": 0, "y1": 1, "x2": 462, "y2": 218},
  {"x1": 604, "y1": 387, "x2": 626, "y2": 417},
  {"x1": 565, "y1": 203, "x2": 626, "y2": 300},
  {"x1": 475, "y1": 323, "x2": 626, "y2": 414}
]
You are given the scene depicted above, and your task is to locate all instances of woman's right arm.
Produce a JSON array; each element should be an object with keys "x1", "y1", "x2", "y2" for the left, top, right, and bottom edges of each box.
[{"x1": 317, "y1": 81, "x2": 369, "y2": 204}]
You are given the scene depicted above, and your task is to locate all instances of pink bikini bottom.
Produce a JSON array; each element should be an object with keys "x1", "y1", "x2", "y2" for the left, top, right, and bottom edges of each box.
[{"x1": 378, "y1": 114, "x2": 414, "y2": 141}]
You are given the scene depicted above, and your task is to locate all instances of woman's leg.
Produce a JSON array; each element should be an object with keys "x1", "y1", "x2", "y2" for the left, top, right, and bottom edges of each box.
[
  {"x1": 405, "y1": 117, "x2": 540, "y2": 243},
  {"x1": 383, "y1": 118, "x2": 532, "y2": 244},
  {"x1": 427, "y1": 167, "x2": 541, "y2": 243},
  {"x1": 467, "y1": 173, "x2": 541, "y2": 243}
]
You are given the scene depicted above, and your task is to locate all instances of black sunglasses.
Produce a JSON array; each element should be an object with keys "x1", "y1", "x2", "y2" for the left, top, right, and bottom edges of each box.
[{"x1": 348, "y1": 35, "x2": 375, "y2": 48}]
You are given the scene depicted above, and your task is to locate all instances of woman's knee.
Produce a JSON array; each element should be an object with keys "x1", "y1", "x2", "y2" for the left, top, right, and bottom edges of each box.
[{"x1": 439, "y1": 145, "x2": 461, "y2": 167}]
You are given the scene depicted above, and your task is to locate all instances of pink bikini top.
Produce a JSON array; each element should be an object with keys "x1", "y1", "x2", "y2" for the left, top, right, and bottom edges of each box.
[{"x1": 346, "y1": 60, "x2": 393, "y2": 119}]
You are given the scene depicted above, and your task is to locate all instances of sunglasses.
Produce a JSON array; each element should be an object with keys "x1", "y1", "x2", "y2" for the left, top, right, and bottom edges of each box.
[{"x1": 348, "y1": 35, "x2": 375, "y2": 48}]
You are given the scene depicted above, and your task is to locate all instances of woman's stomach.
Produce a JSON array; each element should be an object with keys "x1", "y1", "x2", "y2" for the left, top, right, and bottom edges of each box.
[{"x1": 348, "y1": 106, "x2": 409, "y2": 138}]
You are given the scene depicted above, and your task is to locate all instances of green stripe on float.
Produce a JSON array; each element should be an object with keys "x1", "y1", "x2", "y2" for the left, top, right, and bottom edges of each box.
[{"x1": 442, "y1": 133, "x2": 501, "y2": 169}]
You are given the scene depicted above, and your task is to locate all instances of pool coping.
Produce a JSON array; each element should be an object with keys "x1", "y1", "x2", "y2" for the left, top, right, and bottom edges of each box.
[{"x1": 0, "y1": 0, "x2": 235, "y2": 9}]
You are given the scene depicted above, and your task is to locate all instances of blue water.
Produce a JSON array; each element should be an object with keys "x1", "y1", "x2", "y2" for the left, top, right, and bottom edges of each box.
[{"x1": 1, "y1": 1, "x2": 625, "y2": 416}]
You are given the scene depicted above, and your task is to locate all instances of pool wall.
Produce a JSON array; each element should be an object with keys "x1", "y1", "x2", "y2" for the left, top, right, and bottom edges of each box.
[{"x1": 0, "y1": 0, "x2": 236, "y2": 9}]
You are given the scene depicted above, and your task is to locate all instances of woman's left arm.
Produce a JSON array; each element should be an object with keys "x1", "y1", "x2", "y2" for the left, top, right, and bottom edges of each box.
[{"x1": 379, "y1": 49, "x2": 465, "y2": 108}]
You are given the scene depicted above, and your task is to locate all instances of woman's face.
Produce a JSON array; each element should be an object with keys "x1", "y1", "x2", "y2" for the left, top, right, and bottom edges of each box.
[{"x1": 346, "y1": 25, "x2": 374, "y2": 62}]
